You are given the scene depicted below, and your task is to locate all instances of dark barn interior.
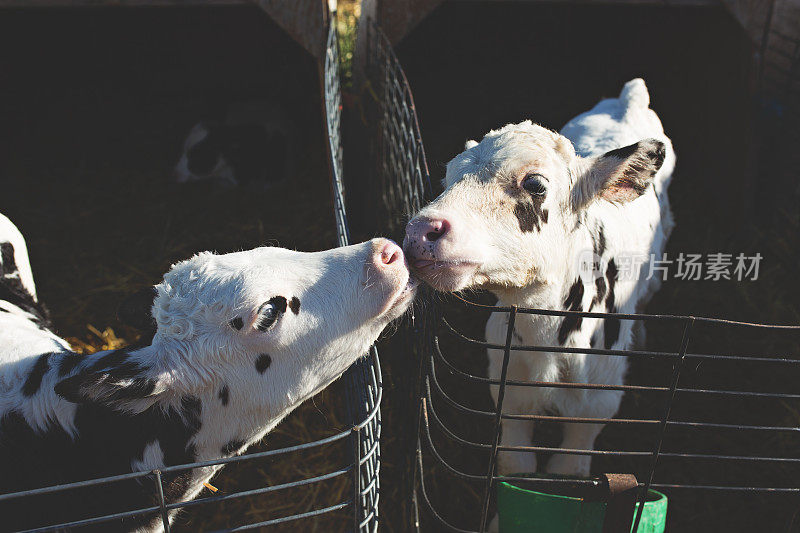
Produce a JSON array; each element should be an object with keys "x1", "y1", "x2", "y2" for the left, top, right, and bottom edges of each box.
[
  {"x1": 0, "y1": 5, "x2": 334, "y2": 330},
  {"x1": 0, "y1": 2, "x2": 797, "y2": 532},
  {"x1": 0, "y1": 5, "x2": 356, "y2": 531},
  {"x1": 368, "y1": 2, "x2": 800, "y2": 532}
]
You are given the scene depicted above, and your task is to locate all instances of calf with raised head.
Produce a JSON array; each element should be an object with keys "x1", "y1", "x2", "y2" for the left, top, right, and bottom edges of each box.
[
  {"x1": 0, "y1": 212, "x2": 415, "y2": 532},
  {"x1": 405, "y1": 79, "x2": 674, "y2": 486}
]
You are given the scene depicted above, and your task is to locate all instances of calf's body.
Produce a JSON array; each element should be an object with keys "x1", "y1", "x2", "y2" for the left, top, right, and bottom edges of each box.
[{"x1": 405, "y1": 79, "x2": 675, "y2": 482}]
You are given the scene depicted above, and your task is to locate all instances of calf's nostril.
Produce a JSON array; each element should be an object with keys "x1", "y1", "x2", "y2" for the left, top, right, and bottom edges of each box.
[
  {"x1": 426, "y1": 230, "x2": 442, "y2": 242},
  {"x1": 380, "y1": 242, "x2": 403, "y2": 266},
  {"x1": 424, "y1": 219, "x2": 449, "y2": 242}
]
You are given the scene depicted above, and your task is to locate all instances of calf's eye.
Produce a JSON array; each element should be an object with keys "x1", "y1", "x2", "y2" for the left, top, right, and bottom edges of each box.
[
  {"x1": 256, "y1": 296, "x2": 287, "y2": 332},
  {"x1": 522, "y1": 173, "x2": 547, "y2": 198}
]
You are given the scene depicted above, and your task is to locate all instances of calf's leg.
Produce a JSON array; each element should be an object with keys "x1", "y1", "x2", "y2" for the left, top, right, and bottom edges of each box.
[
  {"x1": 545, "y1": 421, "x2": 604, "y2": 476},
  {"x1": 546, "y1": 388, "x2": 623, "y2": 476}
]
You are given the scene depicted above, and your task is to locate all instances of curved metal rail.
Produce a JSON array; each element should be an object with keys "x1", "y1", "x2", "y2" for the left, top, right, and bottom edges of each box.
[{"x1": 417, "y1": 297, "x2": 800, "y2": 532}]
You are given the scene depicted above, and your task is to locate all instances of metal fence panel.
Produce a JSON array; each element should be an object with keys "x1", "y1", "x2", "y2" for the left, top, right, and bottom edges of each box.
[{"x1": 364, "y1": 21, "x2": 800, "y2": 533}]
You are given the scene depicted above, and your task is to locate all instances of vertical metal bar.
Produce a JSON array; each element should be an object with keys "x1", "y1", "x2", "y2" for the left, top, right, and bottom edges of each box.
[
  {"x1": 329, "y1": 17, "x2": 382, "y2": 533},
  {"x1": 415, "y1": 406, "x2": 430, "y2": 533},
  {"x1": 412, "y1": 399, "x2": 426, "y2": 533},
  {"x1": 352, "y1": 425, "x2": 362, "y2": 533},
  {"x1": 631, "y1": 317, "x2": 694, "y2": 532},
  {"x1": 409, "y1": 296, "x2": 437, "y2": 532},
  {"x1": 153, "y1": 469, "x2": 170, "y2": 533},
  {"x1": 478, "y1": 306, "x2": 518, "y2": 532}
]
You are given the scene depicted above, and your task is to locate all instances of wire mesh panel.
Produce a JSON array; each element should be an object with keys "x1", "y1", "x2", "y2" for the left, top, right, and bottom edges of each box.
[
  {"x1": 416, "y1": 301, "x2": 800, "y2": 532},
  {"x1": 325, "y1": 17, "x2": 382, "y2": 533},
  {"x1": 0, "y1": 19, "x2": 380, "y2": 533},
  {"x1": 0, "y1": 417, "x2": 379, "y2": 532},
  {"x1": 364, "y1": 23, "x2": 438, "y2": 530},
  {"x1": 366, "y1": 23, "x2": 434, "y2": 233},
  {"x1": 363, "y1": 21, "x2": 800, "y2": 533}
]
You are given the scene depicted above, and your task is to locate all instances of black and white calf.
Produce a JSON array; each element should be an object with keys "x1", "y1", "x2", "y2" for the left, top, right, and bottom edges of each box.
[
  {"x1": 404, "y1": 79, "x2": 675, "y2": 486},
  {"x1": 0, "y1": 212, "x2": 415, "y2": 532},
  {"x1": 175, "y1": 100, "x2": 296, "y2": 188}
]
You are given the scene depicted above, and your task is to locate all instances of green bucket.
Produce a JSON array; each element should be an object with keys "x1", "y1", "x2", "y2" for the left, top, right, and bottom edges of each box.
[{"x1": 497, "y1": 475, "x2": 667, "y2": 533}]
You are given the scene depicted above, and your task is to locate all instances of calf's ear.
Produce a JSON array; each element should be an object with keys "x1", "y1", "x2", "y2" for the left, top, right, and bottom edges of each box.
[
  {"x1": 572, "y1": 138, "x2": 665, "y2": 209},
  {"x1": 54, "y1": 348, "x2": 166, "y2": 412}
]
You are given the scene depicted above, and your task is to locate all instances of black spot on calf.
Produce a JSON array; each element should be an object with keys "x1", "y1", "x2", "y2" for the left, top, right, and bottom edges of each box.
[
  {"x1": 58, "y1": 352, "x2": 84, "y2": 377},
  {"x1": 219, "y1": 385, "x2": 230, "y2": 406},
  {"x1": 0, "y1": 242, "x2": 52, "y2": 330},
  {"x1": 99, "y1": 378, "x2": 158, "y2": 404},
  {"x1": 0, "y1": 391, "x2": 204, "y2": 532},
  {"x1": 604, "y1": 314, "x2": 621, "y2": 350},
  {"x1": 0, "y1": 242, "x2": 18, "y2": 274},
  {"x1": 604, "y1": 259, "x2": 621, "y2": 349},
  {"x1": 230, "y1": 316, "x2": 244, "y2": 330},
  {"x1": 513, "y1": 200, "x2": 547, "y2": 233},
  {"x1": 557, "y1": 279, "x2": 585, "y2": 345},
  {"x1": 255, "y1": 354, "x2": 272, "y2": 374},
  {"x1": 591, "y1": 330, "x2": 601, "y2": 349},
  {"x1": 89, "y1": 348, "x2": 129, "y2": 373},
  {"x1": 589, "y1": 276, "x2": 607, "y2": 312},
  {"x1": 594, "y1": 225, "x2": 606, "y2": 258},
  {"x1": 22, "y1": 353, "x2": 50, "y2": 397},
  {"x1": 55, "y1": 349, "x2": 146, "y2": 405},
  {"x1": 289, "y1": 296, "x2": 301, "y2": 314},
  {"x1": 269, "y1": 296, "x2": 288, "y2": 314},
  {"x1": 605, "y1": 259, "x2": 618, "y2": 312},
  {"x1": 221, "y1": 439, "x2": 246, "y2": 456},
  {"x1": 93, "y1": 350, "x2": 142, "y2": 382},
  {"x1": 180, "y1": 396, "x2": 203, "y2": 434}
]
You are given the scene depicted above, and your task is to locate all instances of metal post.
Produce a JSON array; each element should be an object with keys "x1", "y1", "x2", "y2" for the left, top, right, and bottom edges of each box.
[
  {"x1": 412, "y1": 400, "x2": 426, "y2": 533},
  {"x1": 352, "y1": 425, "x2": 362, "y2": 533},
  {"x1": 479, "y1": 306, "x2": 518, "y2": 532},
  {"x1": 632, "y1": 317, "x2": 694, "y2": 532},
  {"x1": 153, "y1": 469, "x2": 170, "y2": 533}
]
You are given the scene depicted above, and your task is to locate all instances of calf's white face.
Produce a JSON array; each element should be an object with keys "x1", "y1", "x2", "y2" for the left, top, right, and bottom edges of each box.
[
  {"x1": 57, "y1": 238, "x2": 415, "y2": 417},
  {"x1": 403, "y1": 121, "x2": 665, "y2": 292}
]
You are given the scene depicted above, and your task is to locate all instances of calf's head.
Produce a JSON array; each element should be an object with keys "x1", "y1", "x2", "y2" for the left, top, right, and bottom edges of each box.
[
  {"x1": 403, "y1": 121, "x2": 665, "y2": 292},
  {"x1": 175, "y1": 122, "x2": 285, "y2": 187},
  {"x1": 57, "y1": 239, "x2": 414, "y2": 413}
]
